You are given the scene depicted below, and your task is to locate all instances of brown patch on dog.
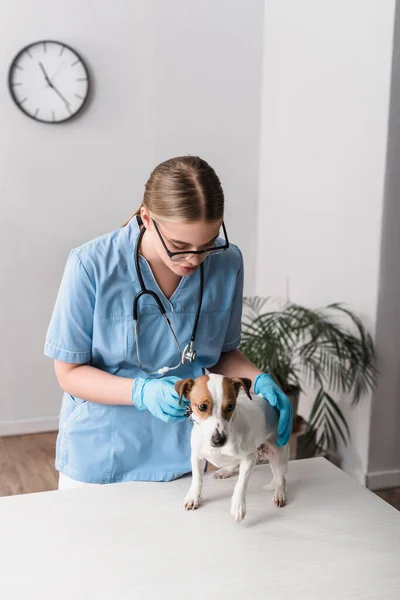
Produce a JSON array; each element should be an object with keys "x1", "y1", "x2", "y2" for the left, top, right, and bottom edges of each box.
[
  {"x1": 175, "y1": 378, "x2": 195, "y2": 404},
  {"x1": 256, "y1": 441, "x2": 271, "y2": 464},
  {"x1": 231, "y1": 377, "x2": 252, "y2": 400},
  {"x1": 221, "y1": 377, "x2": 252, "y2": 421},
  {"x1": 221, "y1": 378, "x2": 237, "y2": 421},
  {"x1": 175, "y1": 375, "x2": 213, "y2": 419}
]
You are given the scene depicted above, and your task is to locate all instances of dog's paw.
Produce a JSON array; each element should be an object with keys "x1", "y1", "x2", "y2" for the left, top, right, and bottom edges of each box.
[
  {"x1": 214, "y1": 466, "x2": 236, "y2": 479},
  {"x1": 183, "y1": 491, "x2": 201, "y2": 511},
  {"x1": 273, "y1": 485, "x2": 286, "y2": 508},
  {"x1": 230, "y1": 497, "x2": 246, "y2": 522}
]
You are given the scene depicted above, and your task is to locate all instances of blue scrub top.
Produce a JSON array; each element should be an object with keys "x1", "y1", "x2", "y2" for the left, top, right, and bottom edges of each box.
[{"x1": 44, "y1": 217, "x2": 244, "y2": 483}]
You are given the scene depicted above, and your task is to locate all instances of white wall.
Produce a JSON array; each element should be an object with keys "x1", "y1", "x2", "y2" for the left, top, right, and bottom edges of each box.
[
  {"x1": 0, "y1": 0, "x2": 264, "y2": 432},
  {"x1": 367, "y1": 2, "x2": 400, "y2": 491},
  {"x1": 257, "y1": 0, "x2": 395, "y2": 482}
]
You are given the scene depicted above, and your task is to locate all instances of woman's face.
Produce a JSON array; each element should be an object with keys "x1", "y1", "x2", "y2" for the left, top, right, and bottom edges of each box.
[{"x1": 141, "y1": 208, "x2": 223, "y2": 277}]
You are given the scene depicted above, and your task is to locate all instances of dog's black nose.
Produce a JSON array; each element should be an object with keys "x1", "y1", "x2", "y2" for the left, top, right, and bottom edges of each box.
[{"x1": 211, "y1": 430, "x2": 227, "y2": 447}]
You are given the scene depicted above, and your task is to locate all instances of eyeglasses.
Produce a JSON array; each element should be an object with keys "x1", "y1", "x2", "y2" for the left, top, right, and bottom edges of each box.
[{"x1": 152, "y1": 220, "x2": 230, "y2": 262}]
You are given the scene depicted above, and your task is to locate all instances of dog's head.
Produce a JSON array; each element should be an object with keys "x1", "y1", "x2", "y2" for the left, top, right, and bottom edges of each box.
[{"x1": 175, "y1": 373, "x2": 252, "y2": 448}]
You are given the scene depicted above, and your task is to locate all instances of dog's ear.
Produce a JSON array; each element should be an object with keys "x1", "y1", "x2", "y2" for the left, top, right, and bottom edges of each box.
[
  {"x1": 175, "y1": 378, "x2": 195, "y2": 405},
  {"x1": 231, "y1": 377, "x2": 252, "y2": 400}
]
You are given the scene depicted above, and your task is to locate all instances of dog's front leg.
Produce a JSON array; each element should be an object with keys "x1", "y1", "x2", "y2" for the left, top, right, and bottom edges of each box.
[
  {"x1": 184, "y1": 454, "x2": 206, "y2": 511},
  {"x1": 230, "y1": 453, "x2": 256, "y2": 522}
]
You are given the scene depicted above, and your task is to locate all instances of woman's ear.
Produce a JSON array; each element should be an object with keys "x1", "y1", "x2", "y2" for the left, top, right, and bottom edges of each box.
[
  {"x1": 174, "y1": 379, "x2": 194, "y2": 405},
  {"x1": 231, "y1": 377, "x2": 252, "y2": 400},
  {"x1": 140, "y1": 206, "x2": 152, "y2": 230}
]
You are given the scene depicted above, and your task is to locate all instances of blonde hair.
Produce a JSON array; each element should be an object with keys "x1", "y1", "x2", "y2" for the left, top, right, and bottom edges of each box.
[{"x1": 123, "y1": 156, "x2": 224, "y2": 226}]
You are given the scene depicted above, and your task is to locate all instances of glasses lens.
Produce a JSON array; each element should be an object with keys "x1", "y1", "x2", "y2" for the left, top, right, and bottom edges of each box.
[
  {"x1": 170, "y1": 247, "x2": 225, "y2": 261},
  {"x1": 170, "y1": 253, "x2": 193, "y2": 262},
  {"x1": 171, "y1": 248, "x2": 224, "y2": 262},
  {"x1": 205, "y1": 248, "x2": 224, "y2": 256}
]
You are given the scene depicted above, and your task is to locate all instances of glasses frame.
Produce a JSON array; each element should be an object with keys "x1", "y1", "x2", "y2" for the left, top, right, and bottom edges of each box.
[{"x1": 152, "y1": 219, "x2": 230, "y2": 261}]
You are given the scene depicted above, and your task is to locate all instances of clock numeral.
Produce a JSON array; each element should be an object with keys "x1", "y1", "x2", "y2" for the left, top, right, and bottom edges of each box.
[
  {"x1": 12, "y1": 82, "x2": 22, "y2": 87},
  {"x1": 71, "y1": 59, "x2": 80, "y2": 67},
  {"x1": 19, "y1": 98, "x2": 28, "y2": 105},
  {"x1": 52, "y1": 111, "x2": 56, "y2": 122},
  {"x1": 76, "y1": 77, "x2": 87, "y2": 81},
  {"x1": 14, "y1": 64, "x2": 23, "y2": 71},
  {"x1": 43, "y1": 42, "x2": 47, "y2": 54},
  {"x1": 59, "y1": 46, "x2": 65, "y2": 57},
  {"x1": 34, "y1": 108, "x2": 40, "y2": 118},
  {"x1": 75, "y1": 94, "x2": 84, "y2": 100},
  {"x1": 26, "y1": 49, "x2": 33, "y2": 59}
]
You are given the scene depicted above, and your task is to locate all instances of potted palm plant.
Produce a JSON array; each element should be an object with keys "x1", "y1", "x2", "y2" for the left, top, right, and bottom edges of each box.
[{"x1": 240, "y1": 297, "x2": 377, "y2": 455}]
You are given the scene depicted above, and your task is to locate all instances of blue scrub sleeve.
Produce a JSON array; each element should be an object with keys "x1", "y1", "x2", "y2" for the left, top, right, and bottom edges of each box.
[
  {"x1": 221, "y1": 250, "x2": 244, "y2": 352},
  {"x1": 44, "y1": 249, "x2": 94, "y2": 364}
]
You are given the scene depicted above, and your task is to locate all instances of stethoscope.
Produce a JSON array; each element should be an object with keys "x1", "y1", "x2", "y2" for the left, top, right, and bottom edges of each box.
[{"x1": 133, "y1": 222, "x2": 204, "y2": 376}]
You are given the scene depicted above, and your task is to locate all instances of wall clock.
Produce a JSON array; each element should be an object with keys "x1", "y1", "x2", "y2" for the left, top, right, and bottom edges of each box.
[{"x1": 8, "y1": 40, "x2": 90, "y2": 124}]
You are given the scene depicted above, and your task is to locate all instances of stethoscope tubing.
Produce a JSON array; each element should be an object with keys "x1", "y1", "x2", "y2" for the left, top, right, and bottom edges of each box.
[{"x1": 133, "y1": 223, "x2": 204, "y2": 375}]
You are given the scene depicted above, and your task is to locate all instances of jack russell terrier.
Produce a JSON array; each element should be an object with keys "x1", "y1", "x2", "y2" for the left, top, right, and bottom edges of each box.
[{"x1": 175, "y1": 373, "x2": 290, "y2": 522}]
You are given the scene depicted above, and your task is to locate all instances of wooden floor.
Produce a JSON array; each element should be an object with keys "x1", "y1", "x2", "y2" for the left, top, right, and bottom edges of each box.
[
  {"x1": 374, "y1": 487, "x2": 400, "y2": 511},
  {"x1": 0, "y1": 433, "x2": 399, "y2": 512},
  {"x1": 0, "y1": 432, "x2": 58, "y2": 496}
]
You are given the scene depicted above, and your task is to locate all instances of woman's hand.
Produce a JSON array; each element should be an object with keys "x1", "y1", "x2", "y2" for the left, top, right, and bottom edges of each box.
[
  {"x1": 132, "y1": 376, "x2": 187, "y2": 423},
  {"x1": 254, "y1": 374, "x2": 293, "y2": 446}
]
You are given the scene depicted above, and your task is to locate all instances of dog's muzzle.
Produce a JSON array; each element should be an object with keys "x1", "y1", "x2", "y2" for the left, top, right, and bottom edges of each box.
[{"x1": 211, "y1": 430, "x2": 227, "y2": 448}]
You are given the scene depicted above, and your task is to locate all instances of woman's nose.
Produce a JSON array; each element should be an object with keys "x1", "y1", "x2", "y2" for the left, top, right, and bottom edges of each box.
[{"x1": 187, "y1": 254, "x2": 204, "y2": 266}]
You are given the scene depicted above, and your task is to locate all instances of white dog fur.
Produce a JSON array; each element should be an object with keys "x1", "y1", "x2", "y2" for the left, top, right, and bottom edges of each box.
[{"x1": 175, "y1": 373, "x2": 290, "y2": 522}]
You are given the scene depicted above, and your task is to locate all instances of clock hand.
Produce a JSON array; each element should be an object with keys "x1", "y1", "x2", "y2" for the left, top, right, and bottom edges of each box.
[
  {"x1": 39, "y1": 62, "x2": 70, "y2": 110},
  {"x1": 50, "y1": 84, "x2": 71, "y2": 109},
  {"x1": 49, "y1": 63, "x2": 64, "y2": 83},
  {"x1": 39, "y1": 62, "x2": 52, "y2": 86}
]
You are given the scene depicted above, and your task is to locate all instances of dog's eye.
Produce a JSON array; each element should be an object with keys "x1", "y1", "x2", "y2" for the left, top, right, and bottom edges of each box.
[
  {"x1": 226, "y1": 404, "x2": 235, "y2": 412},
  {"x1": 198, "y1": 404, "x2": 208, "y2": 412}
]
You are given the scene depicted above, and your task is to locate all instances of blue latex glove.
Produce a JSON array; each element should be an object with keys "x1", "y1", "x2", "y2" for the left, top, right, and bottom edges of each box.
[
  {"x1": 132, "y1": 376, "x2": 187, "y2": 424},
  {"x1": 254, "y1": 374, "x2": 293, "y2": 446}
]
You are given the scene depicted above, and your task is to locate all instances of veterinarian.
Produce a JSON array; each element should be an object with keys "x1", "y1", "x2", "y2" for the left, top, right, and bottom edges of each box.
[{"x1": 44, "y1": 156, "x2": 293, "y2": 489}]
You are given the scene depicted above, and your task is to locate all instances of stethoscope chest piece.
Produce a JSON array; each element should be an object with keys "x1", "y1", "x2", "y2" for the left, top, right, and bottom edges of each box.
[{"x1": 182, "y1": 342, "x2": 196, "y2": 364}]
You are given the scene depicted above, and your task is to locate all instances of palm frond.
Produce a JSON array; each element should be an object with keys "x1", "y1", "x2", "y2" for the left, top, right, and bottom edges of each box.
[
  {"x1": 240, "y1": 298, "x2": 377, "y2": 453},
  {"x1": 324, "y1": 392, "x2": 351, "y2": 440}
]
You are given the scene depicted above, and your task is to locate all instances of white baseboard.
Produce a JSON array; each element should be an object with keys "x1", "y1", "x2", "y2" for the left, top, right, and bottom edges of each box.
[
  {"x1": 367, "y1": 469, "x2": 400, "y2": 491},
  {"x1": 0, "y1": 416, "x2": 59, "y2": 437}
]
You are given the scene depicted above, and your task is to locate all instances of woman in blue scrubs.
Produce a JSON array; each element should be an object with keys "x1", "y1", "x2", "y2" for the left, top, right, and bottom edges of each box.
[{"x1": 45, "y1": 156, "x2": 292, "y2": 488}]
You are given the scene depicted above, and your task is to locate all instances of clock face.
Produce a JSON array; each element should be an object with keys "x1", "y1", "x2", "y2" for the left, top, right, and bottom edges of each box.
[{"x1": 8, "y1": 40, "x2": 90, "y2": 124}]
